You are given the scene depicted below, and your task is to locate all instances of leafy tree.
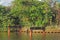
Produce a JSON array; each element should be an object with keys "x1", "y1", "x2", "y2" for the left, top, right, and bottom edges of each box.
[
  {"x1": 0, "y1": 5, "x2": 11, "y2": 31},
  {"x1": 10, "y1": 0, "x2": 52, "y2": 27}
]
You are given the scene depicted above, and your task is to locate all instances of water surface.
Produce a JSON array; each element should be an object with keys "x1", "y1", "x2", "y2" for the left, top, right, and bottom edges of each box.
[{"x1": 0, "y1": 32, "x2": 60, "y2": 40}]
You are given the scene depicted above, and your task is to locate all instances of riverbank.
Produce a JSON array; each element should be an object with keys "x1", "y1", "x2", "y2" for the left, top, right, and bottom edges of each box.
[
  {"x1": 19, "y1": 27, "x2": 60, "y2": 33},
  {"x1": 0, "y1": 25, "x2": 60, "y2": 33}
]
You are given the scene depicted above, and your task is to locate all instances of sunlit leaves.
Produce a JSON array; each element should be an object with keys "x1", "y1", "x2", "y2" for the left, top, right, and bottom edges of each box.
[{"x1": 10, "y1": 0, "x2": 52, "y2": 27}]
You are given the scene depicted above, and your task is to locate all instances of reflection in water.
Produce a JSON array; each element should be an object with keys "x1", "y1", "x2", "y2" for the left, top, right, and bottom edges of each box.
[
  {"x1": 42, "y1": 31, "x2": 46, "y2": 40},
  {"x1": 0, "y1": 32, "x2": 8, "y2": 40},
  {"x1": 0, "y1": 32, "x2": 60, "y2": 40},
  {"x1": 10, "y1": 32, "x2": 60, "y2": 40},
  {"x1": 29, "y1": 30, "x2": 32, "y2": 40},
  {"x1": 8, "y1": 34, "x2": 10, "y2": 40}
]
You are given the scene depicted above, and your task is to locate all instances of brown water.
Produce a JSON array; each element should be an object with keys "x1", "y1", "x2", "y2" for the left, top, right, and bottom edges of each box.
[{"x1": 0, "y1": 32, "x2": 60, "y2": 40}]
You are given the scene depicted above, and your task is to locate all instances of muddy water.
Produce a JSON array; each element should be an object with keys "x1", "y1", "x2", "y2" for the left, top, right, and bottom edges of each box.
[{"x1": 0, "y1": 32, "x2": 60, "y2": 40}]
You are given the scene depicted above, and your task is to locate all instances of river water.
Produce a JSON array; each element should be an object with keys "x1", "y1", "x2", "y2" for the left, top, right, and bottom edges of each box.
[{"x1": 0, "y1": 32, "x2": 60, "y2": 40}]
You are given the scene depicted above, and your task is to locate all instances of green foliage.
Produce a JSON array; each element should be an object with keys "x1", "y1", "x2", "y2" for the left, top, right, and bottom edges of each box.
[
  {"x1": 0, "y1": 0, "x2": 58, "y2": 31},
  {"x1": 10, "y1": 0, "x2": 52, "y2": 27},
  {"x1": 0, "y1": 5, "x2": 11, "y2": 31},
  {"x1": 29, "y1": 2, "x2": 52, "y2": 27}
]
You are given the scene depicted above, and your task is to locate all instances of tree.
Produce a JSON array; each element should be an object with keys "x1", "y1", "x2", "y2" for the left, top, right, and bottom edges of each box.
[
  {"x1": 0, "y1": 5, "x2": 11, "y2": 31},
  {"x1": 10, "y1": 0, "x2": 52, "y2": 27}
]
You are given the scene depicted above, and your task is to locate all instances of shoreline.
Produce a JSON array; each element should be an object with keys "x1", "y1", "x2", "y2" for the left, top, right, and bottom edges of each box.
[{"x1": 7, "y1": 29, "x2": 60, "y2": 33}]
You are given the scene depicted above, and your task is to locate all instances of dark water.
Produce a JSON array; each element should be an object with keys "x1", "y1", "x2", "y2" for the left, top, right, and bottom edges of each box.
[{"x1": 0, "y1": 32, "x2": 60, "y2": 40}]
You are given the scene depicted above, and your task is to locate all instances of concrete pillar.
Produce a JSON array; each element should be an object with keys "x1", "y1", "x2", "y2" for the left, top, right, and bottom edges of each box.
[{"x1": 8, "y1": 25, "x2": 10, "y2": 40}]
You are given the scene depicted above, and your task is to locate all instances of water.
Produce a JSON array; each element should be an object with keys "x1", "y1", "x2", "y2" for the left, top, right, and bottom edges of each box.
[
  {"x1": 0, "y1": 32, "x2": 8, "y2": 40},
  {"x1": 0, "y1": 32, "x2": 60, "y2": 40}
]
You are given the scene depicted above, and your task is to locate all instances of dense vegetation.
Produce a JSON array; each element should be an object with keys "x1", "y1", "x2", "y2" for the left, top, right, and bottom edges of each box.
[{"x1": 0, "y1": 0, "x2": 60, "y2": 31}]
